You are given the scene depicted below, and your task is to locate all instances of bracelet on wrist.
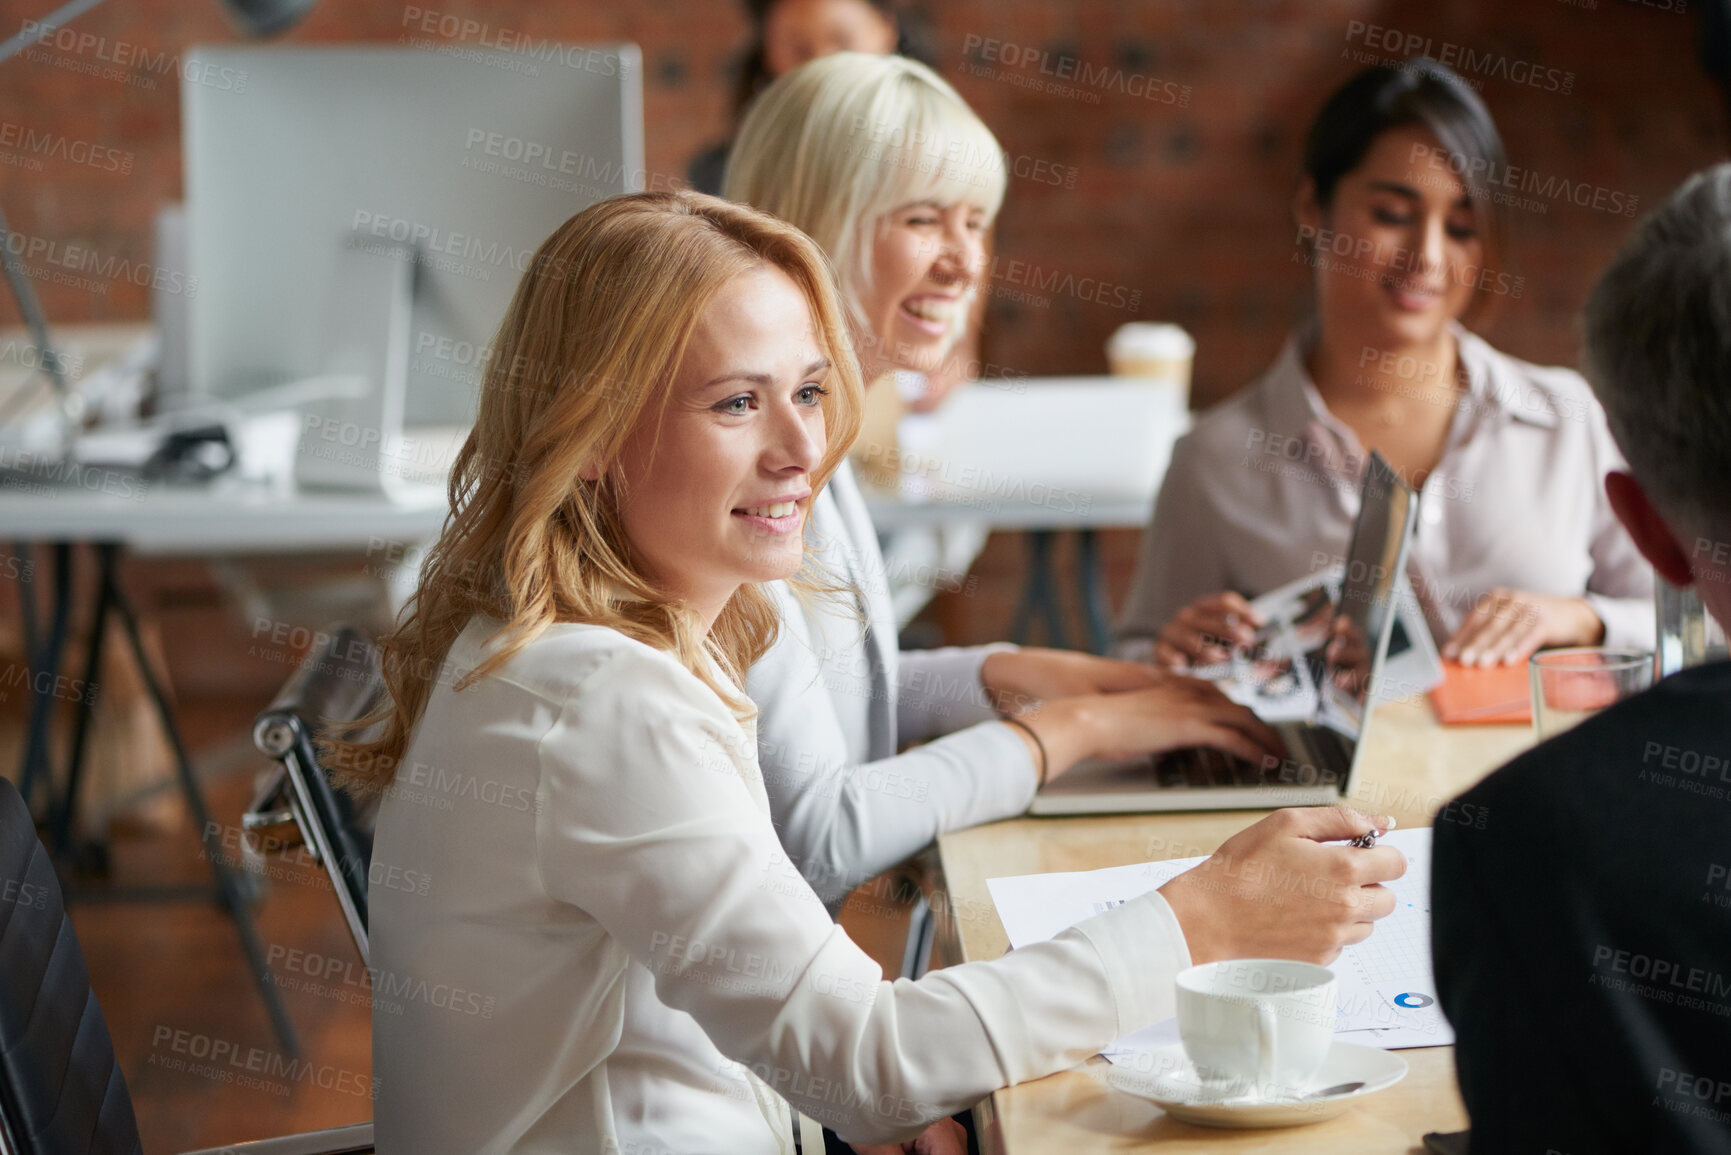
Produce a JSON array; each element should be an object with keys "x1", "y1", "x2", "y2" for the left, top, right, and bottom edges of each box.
[{"x1": 1002, "y1": 715, "x2": 1049, "y2": 788}]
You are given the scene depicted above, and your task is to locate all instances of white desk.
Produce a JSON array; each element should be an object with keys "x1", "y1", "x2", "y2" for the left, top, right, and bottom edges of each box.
[{"x1": 0, "y1": 478, "x2": 447, "y2": 556}]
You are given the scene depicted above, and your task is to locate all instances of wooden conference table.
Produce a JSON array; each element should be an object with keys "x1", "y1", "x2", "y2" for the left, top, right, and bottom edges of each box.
[{"x1": 926, "y1": 696, "x2": 1537, "y2": 1154}]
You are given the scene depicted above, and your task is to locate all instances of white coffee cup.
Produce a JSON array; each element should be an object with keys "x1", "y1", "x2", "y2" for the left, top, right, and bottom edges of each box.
[{"x1": 1176, "y1": 959, "x2": 1337, "y2": 1100}]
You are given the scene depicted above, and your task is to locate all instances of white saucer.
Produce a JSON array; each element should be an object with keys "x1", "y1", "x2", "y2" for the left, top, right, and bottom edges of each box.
[{"x1": 1102, "y1": 1039, "x2": 1408, "y2": 1129}]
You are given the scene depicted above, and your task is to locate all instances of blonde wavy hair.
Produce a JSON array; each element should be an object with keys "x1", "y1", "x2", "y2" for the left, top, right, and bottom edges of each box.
[
  {"x1": 725, "y1": 51, "x2": 1006, "y2": 355},
  {"x1": 329, "y1": 190, "x2": 863, "y2": 792}
]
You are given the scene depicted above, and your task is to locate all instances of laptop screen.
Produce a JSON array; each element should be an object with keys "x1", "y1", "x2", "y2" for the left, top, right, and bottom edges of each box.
[{"x1": 1317, "y1": 451, "x2": 1417, "y2": 740}]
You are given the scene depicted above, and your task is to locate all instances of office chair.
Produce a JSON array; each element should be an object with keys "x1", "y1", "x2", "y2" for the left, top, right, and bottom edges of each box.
[
  {"x1": 244, "y1": 626, "x2": 383, "y2": 965},
  {"x1": 0, "y1": 775, "x2": 373, "y2": 1155}
]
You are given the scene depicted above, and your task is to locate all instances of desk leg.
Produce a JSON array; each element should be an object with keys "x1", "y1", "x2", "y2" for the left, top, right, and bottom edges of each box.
[
  {"x1": 1076, "y1": 530, "x2": 1112, "y2": 655},
  {"x1": 66, "y1": 543, "x2": 300, "y2": 1056},
  {"x1": 16, "y1": 542, "x2": 71, "y2": 816},
  {"x1": 49, "y1": 550, "x2": 110, "y2": 859},
  {"x1": 1008, "y1": 531, "x2": 1068, "y2": 648}
]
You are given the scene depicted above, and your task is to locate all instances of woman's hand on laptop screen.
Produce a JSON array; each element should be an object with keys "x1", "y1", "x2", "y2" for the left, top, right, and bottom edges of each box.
[
  {"x1": 1012, "y1": 673, "x2": 1286, "y2": 777},
  {"x1": 1155, "y1": 591, "x2": 1266, "y2": 670},
  {"x1": 1440, "y1": 587, "x2": 1605, "y2": 668},
  {"x1": 1157, "y1": 807, "x2": 1407, "y2": 965}
]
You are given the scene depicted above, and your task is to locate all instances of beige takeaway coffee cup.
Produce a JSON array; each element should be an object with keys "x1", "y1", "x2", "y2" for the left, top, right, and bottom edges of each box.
[{"x1": 1106, "y1": 322, "x2": 1195, "y2": 406}]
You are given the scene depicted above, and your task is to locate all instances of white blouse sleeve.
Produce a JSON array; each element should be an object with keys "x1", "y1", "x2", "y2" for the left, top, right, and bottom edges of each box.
[
  {"x1": 749, "y1": 586, "x2": 1036, "y2": 911},
  {"x1": 535, "y1": 645, "x2": 1189, "y2": 1144},
  {"x1": 894, "y1": 643, "x2": 1016, "y2": 745}
]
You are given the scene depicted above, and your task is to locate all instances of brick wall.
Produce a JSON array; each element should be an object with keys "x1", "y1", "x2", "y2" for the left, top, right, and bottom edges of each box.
[{"x1": 2, "y1": 0, "x2": 1721, "y2": 649}]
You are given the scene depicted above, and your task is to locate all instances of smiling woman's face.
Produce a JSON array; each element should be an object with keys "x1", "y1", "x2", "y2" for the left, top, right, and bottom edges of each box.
[
  {"x1": 1301, "y1": 125, "x2": 1485, "y2": 352},
  {"x1": 611, "y1": 264, "x2": 830, "y2": 624},
  {"x1": 857, "y1": 199, "x2": 987, "y2": 376}
]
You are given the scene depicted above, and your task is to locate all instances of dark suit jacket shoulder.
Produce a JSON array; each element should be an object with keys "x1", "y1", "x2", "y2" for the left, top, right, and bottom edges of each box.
[{"x1": 1433, "y1": 660, "x2": 1731, "y2": 1155}]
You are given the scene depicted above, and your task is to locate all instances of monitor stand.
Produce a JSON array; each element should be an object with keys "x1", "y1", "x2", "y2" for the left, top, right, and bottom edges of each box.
[{"x1": 292, "y1": 241, "x2": 452, "y2": 504}]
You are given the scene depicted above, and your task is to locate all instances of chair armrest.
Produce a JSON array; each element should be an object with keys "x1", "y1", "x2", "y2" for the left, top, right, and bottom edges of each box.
[{"x1": 177, "y1": 1122, "x2": 373, "y2": 1155}]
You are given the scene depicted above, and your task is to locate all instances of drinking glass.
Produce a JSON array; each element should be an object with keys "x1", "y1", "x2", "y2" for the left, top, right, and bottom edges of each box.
[{"x1": 1529, "y1": 647, "x2": 1653, "y2": 740}]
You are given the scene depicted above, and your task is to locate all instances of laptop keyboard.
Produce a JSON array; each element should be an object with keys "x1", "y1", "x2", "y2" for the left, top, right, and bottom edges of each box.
[
  {"x1": 1151, "y1": 746, "x2": 1268, "y2": 788},
  {"x1": 1150, "y1": 724, "x2": 1352, "y2": 791}
]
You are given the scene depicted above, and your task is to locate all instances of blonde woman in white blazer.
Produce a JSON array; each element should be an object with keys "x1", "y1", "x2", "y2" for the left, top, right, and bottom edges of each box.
[
  {"x1": 345, "y1": 191, "x2": 1405, "y2": 1155},
  {"x1": 729, "y1": 55, "x2": 1293, "y2": 907}
]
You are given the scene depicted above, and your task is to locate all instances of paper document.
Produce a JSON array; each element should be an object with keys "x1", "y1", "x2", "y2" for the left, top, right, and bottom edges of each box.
[{"x1": 984, "y1": 827, "x2": 1452, "y2": 1053}]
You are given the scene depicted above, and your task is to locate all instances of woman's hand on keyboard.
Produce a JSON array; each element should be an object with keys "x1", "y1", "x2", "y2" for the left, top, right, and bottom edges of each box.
[{"x1": 1010, "y1": 674, "x2": 1285, "y2": 778}]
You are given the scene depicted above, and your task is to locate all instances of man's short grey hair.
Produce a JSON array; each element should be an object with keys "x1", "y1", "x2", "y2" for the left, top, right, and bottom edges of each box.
[{"x1": 1583, "y1": 164, "x2": 1731, "y2": 544}]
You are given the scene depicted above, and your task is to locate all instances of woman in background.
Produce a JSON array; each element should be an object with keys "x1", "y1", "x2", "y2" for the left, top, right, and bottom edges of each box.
[
  {"x1": 1114, "y1": 59, "x2": 1653, "y2": 671},
  {"x1": 687, "y1": 0, "x2": 926, "y2": 196},
  {"x1": 727, "y1": 54, "x2": 1286, "y2": 910},
  {"x1": 347, "y1": 189, "x2": 1404, "y2": 1155}
]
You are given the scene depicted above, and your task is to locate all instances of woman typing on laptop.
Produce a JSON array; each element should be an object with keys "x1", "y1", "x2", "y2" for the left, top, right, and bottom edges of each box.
[
  {"x1": 1115, "y1": 59, "x2": 1653, "y2": 671},
  {"x1": 727, "y1": 53, "x2": 1294, "y2": 909},
  {"x1": 340, "y1": 191, "x2": 1406, "y2": 1154}
]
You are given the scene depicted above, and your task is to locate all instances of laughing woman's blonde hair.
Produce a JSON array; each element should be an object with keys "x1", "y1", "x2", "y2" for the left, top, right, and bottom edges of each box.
[
  {"x1": 330, "y1": 190, "x2": 863, "y2": 792},
  {"x1": 725, "y1": 51, "x2": 1006, "y2": 353}
]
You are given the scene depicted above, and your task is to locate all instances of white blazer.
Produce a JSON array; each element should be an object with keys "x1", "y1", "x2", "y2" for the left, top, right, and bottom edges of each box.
[
  {"x1": 369, "y1": 617, "x2": 1190, "y2": 1154},
  {"x1": 747, "y1": 461, "x2": 1038, "y2": 908}
]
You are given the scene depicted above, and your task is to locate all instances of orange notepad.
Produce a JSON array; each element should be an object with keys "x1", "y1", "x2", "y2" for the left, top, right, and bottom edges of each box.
[{"x1": 1428, "y1": 660, "x2": 1532, "y2": 725}]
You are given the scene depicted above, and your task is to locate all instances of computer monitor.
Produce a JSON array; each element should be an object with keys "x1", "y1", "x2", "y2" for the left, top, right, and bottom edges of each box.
[{"x1": 182, "y1": 44, "x2": 644, "y2": 495}]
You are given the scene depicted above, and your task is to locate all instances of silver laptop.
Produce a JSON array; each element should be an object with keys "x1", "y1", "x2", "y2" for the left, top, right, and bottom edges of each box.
[{"x1": 1030, "y1": 451, "x2": 1419, "y2": 815}]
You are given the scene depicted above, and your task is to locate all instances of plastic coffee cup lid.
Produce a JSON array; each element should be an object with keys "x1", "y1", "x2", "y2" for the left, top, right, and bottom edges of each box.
[{"x1": 1108, "y1": 322, "x2": 1195, "y2": 360}]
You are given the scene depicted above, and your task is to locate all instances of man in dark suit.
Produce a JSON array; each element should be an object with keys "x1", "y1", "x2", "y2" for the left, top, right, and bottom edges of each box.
[{"x1": 1433, "y1": 166, "x2": 1731, "y2": 1155}]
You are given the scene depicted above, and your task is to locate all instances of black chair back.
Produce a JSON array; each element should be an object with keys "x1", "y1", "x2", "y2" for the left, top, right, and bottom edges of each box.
[
  {"x1": 248, "y1": 626, "x2": 383, "y2": 964},
  {"x1": 0, "y1": 776, "x2": 142, "y2": 1155}
]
